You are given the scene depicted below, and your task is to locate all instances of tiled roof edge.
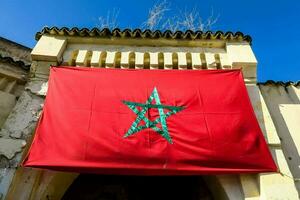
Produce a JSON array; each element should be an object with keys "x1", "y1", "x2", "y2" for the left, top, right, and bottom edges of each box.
[
  {"x1": 0, "y1": 36, "x2": 32, "y2": 51},
  {"x1": 0, "y1": 54, "x2": 30, "y2": 71},
  {"x1": 35, "y1": 27, "x2": 252, "y2": 44},
  {"x1": 258, "y1": 80, "x2": 300, "y2": 87}
]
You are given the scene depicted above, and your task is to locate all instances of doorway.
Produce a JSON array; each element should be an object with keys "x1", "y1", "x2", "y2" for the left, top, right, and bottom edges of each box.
[{"x1": 62, "y1": 174, "x2": 213, "y2": 200}]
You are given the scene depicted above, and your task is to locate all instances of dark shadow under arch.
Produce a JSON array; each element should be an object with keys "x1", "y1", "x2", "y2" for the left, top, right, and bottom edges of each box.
[{"x1": 62, "y1": 174, "x2": 213, "y2": 200}]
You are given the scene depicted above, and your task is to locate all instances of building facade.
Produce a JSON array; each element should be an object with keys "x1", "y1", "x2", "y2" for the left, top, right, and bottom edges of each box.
[
  {"x1": 0, "y1": 36, "x2": 31, "y2": 199},
  {"x1": 0, "y1": 27, "x2": 299, "y2": 199}
]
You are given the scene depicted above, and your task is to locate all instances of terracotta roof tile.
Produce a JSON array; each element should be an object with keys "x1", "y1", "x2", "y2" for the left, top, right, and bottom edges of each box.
[{"x1": 36, "y1": 27, "x2": 252, "y2": 44}]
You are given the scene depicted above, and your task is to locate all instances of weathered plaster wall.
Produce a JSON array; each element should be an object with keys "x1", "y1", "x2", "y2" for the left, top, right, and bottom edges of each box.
[
  {"x1": 259, "y1": 84, "x2": 300, "y2": 195},
  {"x1": 204, "y1": 84, "x2": 299, "y2": 200},
  {"x1": 0, "y1": 62, "x2": 28, "y2": 127},
  {"x1": 0, "y1": 79, "x2": 44, "y2": 199},
  {"x1": 0, "y1": 37, "x2": 31, "y2": 65},
  {"x1": 1, "y1": 61, "x2": 78, "y2": 200},
  {"x1": 0, "y1": 37, "x2": 31, "y2": 130},
  {"x1": 0, "y1": 40, "x2": 32, "y2": 199}
]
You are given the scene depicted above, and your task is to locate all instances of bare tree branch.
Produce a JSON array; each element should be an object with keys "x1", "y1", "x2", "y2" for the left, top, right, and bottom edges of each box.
[
  {"x1": 203, "y1": 8, "x2": 219, "y2": 31},
  {"x1": 161, "y1": 16, "x2": 179, "y2": 32},
  {"x1": 142, "y1": 0, "x2": 170, "y2": 30},
  {"x1": 143, "y1": 1, "x2": 219, "y2": 32},
  {"x1": 97, "y1": 8, "x2": 120, "y2": 29},
  {"x1": 170, "y1": 7, "x2": 219, "y2": 31},
  {"x1": 177, "y1": 8, "x2": 199, "y2": 31},
  {"x1": 97, "y1": 1, "x2": 219, "y2": 32}
]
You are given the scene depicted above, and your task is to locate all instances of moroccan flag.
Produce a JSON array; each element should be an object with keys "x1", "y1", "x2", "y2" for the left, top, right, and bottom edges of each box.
[{"x1": 23, "y1": 66, "x2": 277, "y2": 175}]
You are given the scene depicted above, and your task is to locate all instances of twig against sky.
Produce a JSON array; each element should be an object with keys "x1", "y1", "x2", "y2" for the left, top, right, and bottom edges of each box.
[
  {"x1": 142, "y1": 0, "x2": 170, "y2": 30},
  {"x1": 97, "y1": 8, "x2": 120, "y2": 29},
  {"x1": 142, "y1": 1, "x2": 219, "y2": 31},
  {"x1": 97, "y1": 1, "x2": 219, "y2": 32}
]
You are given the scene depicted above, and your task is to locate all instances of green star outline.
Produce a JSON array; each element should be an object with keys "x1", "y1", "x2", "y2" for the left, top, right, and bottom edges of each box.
[{"x1": 122, "y1": 87, "x2": 184, "y2": 144}]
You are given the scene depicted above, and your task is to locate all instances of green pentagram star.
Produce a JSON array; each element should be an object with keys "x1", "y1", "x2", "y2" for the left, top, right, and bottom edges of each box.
[{"x1": 122, "y1": 87, "x2": 184, "y2": 144}]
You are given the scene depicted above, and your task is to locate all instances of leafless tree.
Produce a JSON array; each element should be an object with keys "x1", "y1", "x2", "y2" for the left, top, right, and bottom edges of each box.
[
  {"x1": 178, "y1": 7, "x2": 219, "y2": 31},
  {"x1": 143, "y1": 1, "x2": 219, "y2": 31},
  {"x1": 97, "y1": 8, "x2": 120, "y2": 29},
  {"x1": 142, "y1": 0, "x2": 170, "y2": 30},
  {"x1": 97, "y1": 1, "x2": 218, "y2": 32}
]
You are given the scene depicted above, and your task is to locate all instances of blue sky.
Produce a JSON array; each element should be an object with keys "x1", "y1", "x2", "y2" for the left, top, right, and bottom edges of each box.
[{"x1": 1, "y1": 0, "x2": 299, "y2": 81}]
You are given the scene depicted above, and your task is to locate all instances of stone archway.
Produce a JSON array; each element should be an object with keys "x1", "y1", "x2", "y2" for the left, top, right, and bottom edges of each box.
[{"x1": 62, "y1": 174, "x2": 213, "y2": 200}]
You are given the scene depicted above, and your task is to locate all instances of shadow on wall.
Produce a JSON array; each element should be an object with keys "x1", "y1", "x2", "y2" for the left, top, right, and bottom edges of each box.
[{"x1": 259, "y1": 83, "x2": 300, "y2": 192}]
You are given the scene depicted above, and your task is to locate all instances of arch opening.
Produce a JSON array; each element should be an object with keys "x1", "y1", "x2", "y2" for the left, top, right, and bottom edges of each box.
[{"x1": 62, "y1": 174, "x2": 213, "y2": 200}]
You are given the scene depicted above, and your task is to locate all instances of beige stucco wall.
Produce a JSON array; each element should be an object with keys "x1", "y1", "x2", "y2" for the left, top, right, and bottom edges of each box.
[
  {"x1": 0, "y1": 38, "x2": 31, "y2": 200},
  {"x1": 0, "y1": 38, "x2": 31, "y2": 128},
  {"x1": 259, "y1": 84, "x2": 300, "y2": 194}
]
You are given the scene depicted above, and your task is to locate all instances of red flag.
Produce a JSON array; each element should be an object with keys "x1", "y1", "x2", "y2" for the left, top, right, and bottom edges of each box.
[{"x1": 23, "y1": 66, "x2": 277, "y2": 175}]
